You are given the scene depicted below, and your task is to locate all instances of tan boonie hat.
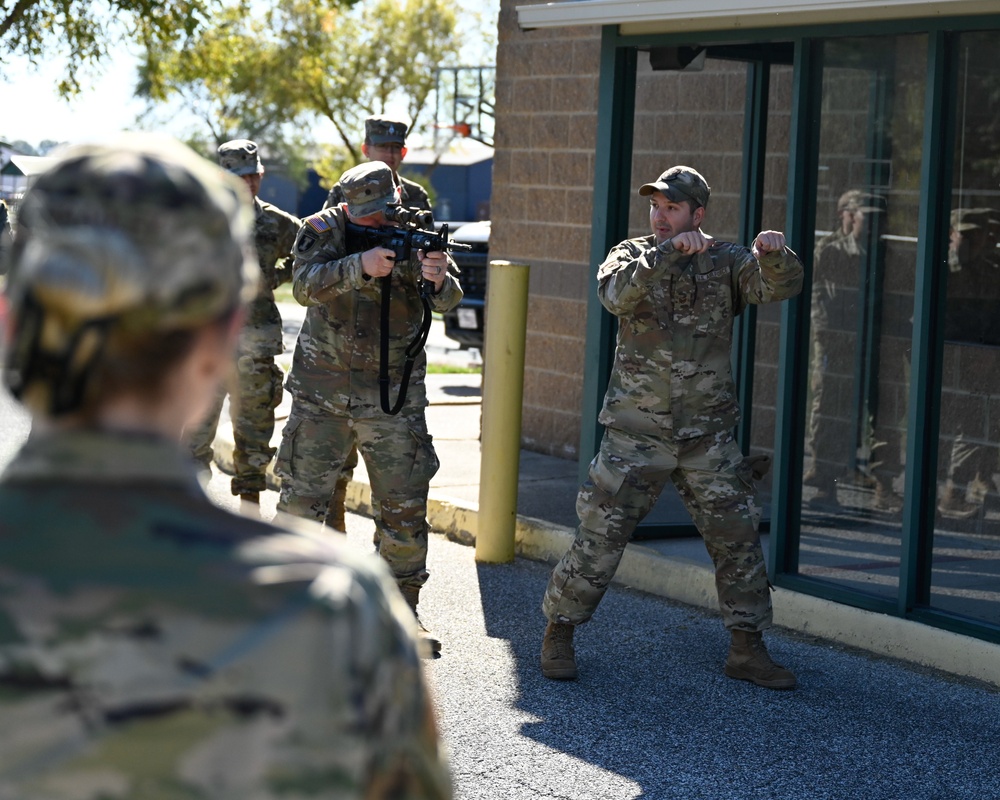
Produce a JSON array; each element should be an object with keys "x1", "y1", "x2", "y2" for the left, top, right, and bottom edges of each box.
[
  {"x1": 218, "y1": 138, "x2": 264, "y2": 176},
  {"x1": 340, "y1": 162, "x2": 399, "y2": 218},
  {"x1": 365, "y1": 115, "x2": 409, "y2": 146},
  {"x1": 639, "y1": 165, "x2": 711, "y2": 208},
  {"x1": 3, "y1": 132, "x2": 257, "y2": 415}
]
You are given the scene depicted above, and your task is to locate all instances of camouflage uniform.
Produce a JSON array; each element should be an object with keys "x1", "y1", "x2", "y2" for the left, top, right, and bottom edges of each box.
[
  {"x1": 544, "y1": 176, "x2": 804, "y2": 633},
  {"x1": 0, "y1": 432, "x2": 452, "y2": 799},
  {"x1": 321, "y1": 116, "x2": 434, "y2": 529},
  {"x1": 276, "y1": 163, "x2": 462, "y2": 591},
  {"x1": 187, "y1": 141, "x2": 300, "y2": 496},
  {"x1": 0, "y1": 134, "x2": 452, "y2": 798},
  {"x1": 189, "y1": 194, "x2": 300, "y2": 493}
]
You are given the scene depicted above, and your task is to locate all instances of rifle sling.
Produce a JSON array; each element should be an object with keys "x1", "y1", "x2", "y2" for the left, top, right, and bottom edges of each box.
[{"x1": 378, "y1": 273, "x2": 432, "y2": 416}]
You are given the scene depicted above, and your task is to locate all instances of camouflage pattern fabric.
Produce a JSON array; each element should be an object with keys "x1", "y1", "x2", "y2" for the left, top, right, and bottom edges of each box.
[
  {"x1": 187, "y1": 355, "x2": 285, "y2": 494},
  {"x1": 276, "y1": 205, "x2": 461, "y2": 586},
  {"x1": 325, "y1": 174, "x2": 432, "y2": 215},
  {"x1": 186, "y1": 196, "x2": 299, "y2": 494},
  {"x1": 278, "y1": 395, "x2": 438, "y2": 588},
  {"x1": 544, "y1": 232, "x2": 803, "y2": 631},
  {"x1": 544, "y1": 427, "x2": 771, "y2": 630},
  {"x1": 0, "y1": 428, "x2": 452, "y2": 799},
  {"x1": 596, "y1": 234, "x2": 803, "y2": 439},
  {"x1": 322, "y1": 175, "x2": 431, "y2": 495}
]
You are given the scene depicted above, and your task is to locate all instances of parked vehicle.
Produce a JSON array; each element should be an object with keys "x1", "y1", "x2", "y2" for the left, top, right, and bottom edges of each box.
[{"x1": 442, "y1": 220, "x2": 489, "y2": 351}]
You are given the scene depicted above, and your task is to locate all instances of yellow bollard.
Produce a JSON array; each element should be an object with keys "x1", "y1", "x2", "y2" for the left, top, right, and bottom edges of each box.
[{"x1": 476, "y1": 260, "x2": 530, "y2": 564}]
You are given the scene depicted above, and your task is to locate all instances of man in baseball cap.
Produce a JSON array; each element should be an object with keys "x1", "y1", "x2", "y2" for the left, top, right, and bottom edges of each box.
[{"x1": 541, "y1": 164, "x2": 805, "y2": 690}]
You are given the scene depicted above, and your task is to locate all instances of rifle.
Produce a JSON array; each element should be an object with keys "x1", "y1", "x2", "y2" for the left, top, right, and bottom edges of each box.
[
  {"x1": 342, "y1": 205, "x2": 473, "y2": 415},
  {"x1": 344, "y1": 210, "x2": 473, "y2": 274}
]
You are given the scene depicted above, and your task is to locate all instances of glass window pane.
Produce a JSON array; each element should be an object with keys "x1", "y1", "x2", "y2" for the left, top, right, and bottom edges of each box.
[
  {"x1": 798, "y1": 35, "x2": 927, "y2": 600},
  {"x1": 932, "y1": 29, "x2": 1000, "y2": 625}
]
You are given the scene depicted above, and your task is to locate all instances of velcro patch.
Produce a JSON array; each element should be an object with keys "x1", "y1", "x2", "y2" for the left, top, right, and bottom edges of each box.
[
  {"x1": 306, "y1": 215, "x2": 331, "y2": 234},
  {"x1": 296, "y1": 232, "x2": 319, "y2": 253}
]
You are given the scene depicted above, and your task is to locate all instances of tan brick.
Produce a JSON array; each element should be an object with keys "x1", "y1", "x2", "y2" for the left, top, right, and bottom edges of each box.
[
  {"x1": 531, "y1": 113, "x2": 572, "y2": 149},
  {"x1": 513, "y1": 77, "x2": 554, "y2": 113},
  {"x1": 508, "y1": 151, "x2": 550, "y2": 186},
  {"x1": 551, "y1": 75, "x2": 599, "y2": 113},
  {"x1": 525, "y1": 187, "x2": 567, "y2": 223},
  {"x1": 549, "y1": 151, "x2": 592, "y2": 187}
]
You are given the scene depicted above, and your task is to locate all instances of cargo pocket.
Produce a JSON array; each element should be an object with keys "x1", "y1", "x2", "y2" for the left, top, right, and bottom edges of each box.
[{"x1": 274, "y1": 416, "x2": 302, "y2": 481}]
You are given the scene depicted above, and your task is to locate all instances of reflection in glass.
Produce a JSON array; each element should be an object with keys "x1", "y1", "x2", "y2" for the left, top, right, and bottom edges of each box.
[
  {"x1": 931, "y1": 30, "x2": 1000, "y2": 626},
  {"x1": 798, "y1": 35, "x2": 927, "y2": 600}
]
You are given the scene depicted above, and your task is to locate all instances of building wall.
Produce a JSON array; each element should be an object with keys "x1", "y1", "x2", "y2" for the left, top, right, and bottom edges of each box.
[
  {"x1": 492, "y1": 0, "x2": 601, "y2": 460},
  {"x1": 494, "y1": 0, "x2": 795, "y2": 462}
]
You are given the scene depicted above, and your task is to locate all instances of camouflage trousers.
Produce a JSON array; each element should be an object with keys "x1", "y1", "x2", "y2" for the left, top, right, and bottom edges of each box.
[
  {"x1": 187, "y1": 354, "x2": 284, "y2": 495},
  {"x1": 275, "y1": 394, "x2": 439, "y2": 589},
  {"x1": 543, "y1": 426, "x2": 773, "y2": 631}
]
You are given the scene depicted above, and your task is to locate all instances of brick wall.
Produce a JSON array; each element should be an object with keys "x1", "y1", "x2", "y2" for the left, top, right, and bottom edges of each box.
[
  {"x1": 493, "y1": 1, "x2": 794, "y2": 461},
  {"x1": 491, "y1": 0, "x2": 601, "y2": 459}
]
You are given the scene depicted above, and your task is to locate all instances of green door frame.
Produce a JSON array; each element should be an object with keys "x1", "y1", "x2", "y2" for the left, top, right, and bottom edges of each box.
[{"x1": 581, "y1": 15, "x2": 1000, "y2": 644}]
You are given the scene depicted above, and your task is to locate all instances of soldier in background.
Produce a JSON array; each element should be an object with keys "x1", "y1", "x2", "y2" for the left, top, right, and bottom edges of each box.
[
  {"x1": 322, "y1": 115, "x2": 434, "y2": 531},
  {"x1": 540, "y1": 166, "x2": 804, "y2": 689},
  {"x1": 277, "y1": 161, "x2": 461, "y2": 656},
  {"x1": 0, "y1": 134, "x2": 451, "y2": 797},
  {"x1": 186, "y1": 139, "x2": 300, "y2": 512},
  {"x1": 0, "y1": 198, "x2": 13, "y2": 273},
  {"x1": 804, "y1": 190, "x2": 884, "y2": 510},
  {"x1": 939, "y1": 207, "x2": 1000, "y2": 518}
]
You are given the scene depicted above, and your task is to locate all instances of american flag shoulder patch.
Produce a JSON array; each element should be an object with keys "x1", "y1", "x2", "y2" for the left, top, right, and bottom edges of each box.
[{"x1": 306, "y1": 214, "x2": 331, "y2": 234}]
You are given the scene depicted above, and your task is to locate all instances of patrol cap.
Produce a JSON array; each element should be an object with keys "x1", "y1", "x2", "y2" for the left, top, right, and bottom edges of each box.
[
  {"x1": 218, "y1": 138, "x2": 264, "y2": 176},
  {"x1": 340, "y1": 161, "x2": 399, "y2": 218},
  {"x1": 3, "y1": 132, "x2": 258, "y2": 414},
  {"x1": 639, "y1": 165, "x2": 711, "y2": 208},
  {"x1": 365, "y1": 115, "x2": 409, "y2": 146}
]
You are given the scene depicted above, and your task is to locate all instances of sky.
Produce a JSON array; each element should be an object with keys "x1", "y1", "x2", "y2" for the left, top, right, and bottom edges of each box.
[
  {"x1": 0, "y1": 48, "x2": 183, "y2": 148},
  {"x1": 0, "y1": 0, "x2": 499, "y2": 153}
]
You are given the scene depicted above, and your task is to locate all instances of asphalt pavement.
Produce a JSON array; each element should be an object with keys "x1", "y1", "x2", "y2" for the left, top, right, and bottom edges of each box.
[{"x1": 192, "y1": 303, "x2": 1000, "y2": 799}]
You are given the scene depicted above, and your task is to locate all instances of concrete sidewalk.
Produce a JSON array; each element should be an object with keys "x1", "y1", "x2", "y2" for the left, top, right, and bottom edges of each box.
[{"x1": 209, "y1": 304, "x2": 1000, "y2": 690}]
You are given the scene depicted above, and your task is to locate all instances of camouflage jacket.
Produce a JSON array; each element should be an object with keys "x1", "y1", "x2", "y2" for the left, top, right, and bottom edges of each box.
[
  {"x1": 597, "y1": 233, "x2": 804, "y2": 440},
  {"x1": 286, "y1": 205, "x2": 462, "y2": 417},
  {"x1": 0, "y1": 429, "x2": 452, "y2": 799},
  {"x1": 811, "y1": 230, "x2": 861, "y2": 332},
  {"x1": 325, "y1": 174, "x2": 432, "y2": 216},
  {"x1": 241, "y1": 197, "x2": 301, "y2": 357}
]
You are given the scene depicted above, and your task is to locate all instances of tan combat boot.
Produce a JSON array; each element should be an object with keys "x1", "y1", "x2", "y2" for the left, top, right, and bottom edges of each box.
[
  {"x1": 540, "y1": 621, "x2": 578, "y2": 680},
  {"x1": 325, "y1": 475, "x2": 349, "y2": 531},
  {"x1": 724, "y1": 630, "x2": 796, "y2": 689},
  {"x1": 401, "y1": 586, "x2": 441, "y2": 658}
]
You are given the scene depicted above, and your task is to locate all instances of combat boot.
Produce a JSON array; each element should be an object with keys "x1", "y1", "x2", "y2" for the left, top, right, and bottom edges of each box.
[
  {"x1": 540, "y1": 621, "x2": 578, "y2": 680},
  {"x1": 937, "y1": 483, "x2": 979, "y2": 520},
  {"x1": 724, "y1": 630, "x2": 796, "y2": 690},
  {"x1": 401, "y1": 585, "x2": 441, "y2": 657},
  {"x1": 325, "y1": 475, "x2": 349, "y2": 531}
]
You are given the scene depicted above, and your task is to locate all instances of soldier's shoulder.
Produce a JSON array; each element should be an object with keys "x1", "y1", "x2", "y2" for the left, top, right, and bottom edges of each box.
[
  {"x1": 258, "y1": 199, "x2": 301, "y2": 226},
  {"x1": 299, "y1": 206, "x2": 343, "y2": 236}
]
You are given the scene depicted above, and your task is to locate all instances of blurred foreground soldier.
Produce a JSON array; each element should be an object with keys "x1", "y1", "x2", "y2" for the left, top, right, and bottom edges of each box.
[
  {"x1": 186, "y1": 139, "x2": 300, "y2": 511},
  {"x1": 0, "y1": 135, "x2": 452, "y2": 798},
  {"x1": 540, "y1": 166, "x2": 804, "y2": 689},
  {"x1": 277, "y1": 161, "x2": 461, "y2": 655},
  {"x1": 323, "y1": 115, "x2": 433, "y2": 530}
]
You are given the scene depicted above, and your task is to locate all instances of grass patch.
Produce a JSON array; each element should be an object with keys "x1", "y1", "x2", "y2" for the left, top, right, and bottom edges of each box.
[
  {"x1": 427, "y1": 363, "x2": 481, "y2": 374},
  {"x1": 274, "y1": 284, "x2": 296, "y2": 304}
]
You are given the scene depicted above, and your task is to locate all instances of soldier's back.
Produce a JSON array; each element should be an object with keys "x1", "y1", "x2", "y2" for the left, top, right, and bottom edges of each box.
[{"x1": 0, "y1": 429, "x2": 450, "y2": 799}]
